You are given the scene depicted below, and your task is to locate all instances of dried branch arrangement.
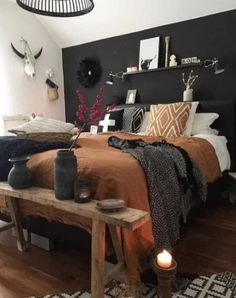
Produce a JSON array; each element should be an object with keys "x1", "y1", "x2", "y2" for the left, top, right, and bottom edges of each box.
[{"x1": 182, "y1": 70, "x2": 199, "y2": 89}]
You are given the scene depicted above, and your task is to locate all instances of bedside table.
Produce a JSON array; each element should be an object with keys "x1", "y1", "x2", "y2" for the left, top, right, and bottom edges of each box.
[{"x1": 228, "y1": 172, "x2": 236, "y2": 203}]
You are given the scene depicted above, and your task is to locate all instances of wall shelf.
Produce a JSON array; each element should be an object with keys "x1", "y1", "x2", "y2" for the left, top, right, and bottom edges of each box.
[{"x1": 123, "y1": 63, "x2": 201, "y2": 77}]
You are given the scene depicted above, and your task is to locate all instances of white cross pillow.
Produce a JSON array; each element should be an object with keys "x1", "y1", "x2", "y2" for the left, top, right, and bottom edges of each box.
[{"x1": 99, "y1": 110, "x2": 124, "y2": 132}]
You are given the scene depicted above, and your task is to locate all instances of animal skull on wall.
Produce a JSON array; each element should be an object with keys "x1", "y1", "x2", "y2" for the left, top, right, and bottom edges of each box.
[{"x1": 11, "y1": 37, "x2": 43, "y2": 78}]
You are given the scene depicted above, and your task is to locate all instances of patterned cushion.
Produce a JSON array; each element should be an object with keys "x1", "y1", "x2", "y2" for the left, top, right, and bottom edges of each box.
[
  {"x1": 122, "y1": 107, "x2": 145, "y2": 133},
  {"x1": 122, "y1": 108, "x2": 136, "y2": 131},
  {"x1": 131, "y1": 108, "x2": 145, "y2": 133},
  {"x1": 99, "y1": 110, "x2": 124, "y2": 132},
  {"x1": 145, "y1": 103, "x2": 191, "y2": 137},
  {"x1": 11, "y1": 116, "x2": 75, "y2": 133}
]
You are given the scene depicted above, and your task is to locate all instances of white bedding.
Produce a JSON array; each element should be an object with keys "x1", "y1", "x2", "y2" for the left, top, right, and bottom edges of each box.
[{"x1": 193, "y1": 134, "x2": 231, "y2": 172}]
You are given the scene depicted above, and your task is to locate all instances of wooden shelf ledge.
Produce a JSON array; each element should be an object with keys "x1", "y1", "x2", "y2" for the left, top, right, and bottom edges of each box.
[{"x1": 123, "y1": 63, "x2": 201, "y2": 76}]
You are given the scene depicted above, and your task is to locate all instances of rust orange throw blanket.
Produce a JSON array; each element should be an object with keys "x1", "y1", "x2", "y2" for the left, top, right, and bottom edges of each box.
[{"x1": 7, "y1": 132, "x2": 223, "y2": 283}]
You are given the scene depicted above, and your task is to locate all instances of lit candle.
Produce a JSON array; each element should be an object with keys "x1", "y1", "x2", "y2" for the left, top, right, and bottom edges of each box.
[{"x1": 157, "y1": 250, "x2": 172, "y2": 268}]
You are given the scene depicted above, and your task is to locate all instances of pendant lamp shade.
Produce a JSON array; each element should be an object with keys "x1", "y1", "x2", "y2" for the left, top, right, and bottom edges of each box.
[{"x1": 16, "y1": 0, "x2": 94, "y2": 17}]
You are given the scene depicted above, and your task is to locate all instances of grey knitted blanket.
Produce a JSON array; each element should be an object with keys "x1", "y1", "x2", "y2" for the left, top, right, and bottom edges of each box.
[{"x1": 108, "y1": 136, "x2": 206, "y2": 250}]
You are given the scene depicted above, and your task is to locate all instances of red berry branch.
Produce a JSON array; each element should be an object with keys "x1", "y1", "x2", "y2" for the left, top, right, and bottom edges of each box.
[{"x1": 75, "y1": 86, "x2": 116, "y2": 129}]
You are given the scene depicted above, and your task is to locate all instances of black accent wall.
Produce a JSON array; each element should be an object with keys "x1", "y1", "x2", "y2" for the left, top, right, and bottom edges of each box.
[{"x1": 62, "y1": 10, "x2": 236, "y2": 123}]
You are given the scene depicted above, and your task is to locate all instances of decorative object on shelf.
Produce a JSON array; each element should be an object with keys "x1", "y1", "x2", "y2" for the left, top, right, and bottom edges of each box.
[
  {"x1": 182, "y1": 70, "x2": 199, "y2": 102},
  {"x1": 16, "y1": 0, "x2": 94, "y2": 17},
  {"x1": 11, "y1": 37, "x2": 43, "y2": 78},
  {"x1": 126, "y1": 89, "x2": 137, "y2": 104},
  {"x1": 75, "y1": 86, "x2": 116, "y2": 129},
  {"x1": 169, "y1": 54, "x2": 177, "y2": 67},
  {"x1": 54, "y1": 150, "x2": 77, "y2": 200},
  {"x1": 106, "y1": 71, "x2": 124, "y2": 85},
  {"x1": 164, "y1": 36, "x2": 171, "y2": 68},
  {"x1": 152, "y1": 251, "x2": 177, "y2": 298},
  {"x1": 131, "y1": 66, "x2": 138, "y2": 72},
  {"x1": 201, "y1": 58, "x2": 225, "y2": 74},
  {"x1": 191, "y1": 57, "x2": 200, "y2": 63},
  {"x1": 8, "y1": 156, "x2": 32, "y2": 189},
  {"x1": 96, "y1": 199, "x2": 125, "y2": 212},
  {"x1": 77, "y1": 58, "x2": 102, "y2": 88},
  {"x1": 181, "y1": 56, "x2": 201, "y2": 65},
  {"x1": 139, "y1": 36, "x2": 160, "y2": 70},
  {"x1": 123, "y1": 63, "x2": 201, "y2": 77},
  {"x1": 74, "y1": 178, "x2": 91, "y2": 203},
  {"x1": 126, "y1": 66, "x2": 138, "y2": 72}
]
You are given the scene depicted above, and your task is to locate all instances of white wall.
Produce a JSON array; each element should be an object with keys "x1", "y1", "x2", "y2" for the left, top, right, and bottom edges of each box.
[
  {"x1": 0, "y1": 0, "x2": 65, "y2": 134},
  {"x1": 35, "y1": 0, "x2": 236, "y2": 48}
]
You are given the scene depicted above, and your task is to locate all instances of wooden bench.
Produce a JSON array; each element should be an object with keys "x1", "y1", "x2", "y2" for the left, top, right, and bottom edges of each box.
[{"x1": 0, "y1": 182, "x2": 149, "y2": 298}]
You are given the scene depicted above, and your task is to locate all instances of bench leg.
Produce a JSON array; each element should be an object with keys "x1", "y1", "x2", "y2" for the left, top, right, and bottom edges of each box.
[
  {"x1": 6, "y1": 196, "x2": 27, "y2": 252},
  {"x1": 108, "y1": 226, "x2": 139, "y2": 296},
  {"x1": 91, "y1": 220, "x2": 105, "y2": 298}
]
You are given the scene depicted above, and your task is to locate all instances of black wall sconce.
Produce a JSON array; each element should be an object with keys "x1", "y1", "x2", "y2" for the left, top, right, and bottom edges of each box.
[
  {"x1": 106, "y1": 71, "x2": 124, "y2": 85},
  {"x1": 201, "y1": 58, "x2": 225, "y2": 74}
]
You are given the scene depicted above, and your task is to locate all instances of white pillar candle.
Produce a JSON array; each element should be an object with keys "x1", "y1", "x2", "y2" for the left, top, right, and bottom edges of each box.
[{"x1": 157, "y1": 250, "x2": 172, "y2": 268}]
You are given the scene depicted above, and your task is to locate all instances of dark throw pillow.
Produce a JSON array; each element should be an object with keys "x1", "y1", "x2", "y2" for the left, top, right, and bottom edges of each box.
[
  {"x1": 123, "y1": 107, "x2": 145, "y2": 133},
  {"x1": 131, "y1": 108, "x2": 145, "y2": 133},
  {"x1": 99, "y1": 109, "x2": 124, "y2": 132}
]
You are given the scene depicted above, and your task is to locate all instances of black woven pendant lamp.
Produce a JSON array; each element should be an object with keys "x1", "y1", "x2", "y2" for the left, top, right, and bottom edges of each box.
[{"x1": 16, "y1": 0, "x2": 94, "y2": 17}]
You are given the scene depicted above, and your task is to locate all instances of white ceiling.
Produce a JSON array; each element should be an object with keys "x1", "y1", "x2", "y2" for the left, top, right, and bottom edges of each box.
[{"x1": 9, "y1": 0, "x2": 236, "y2": 48}]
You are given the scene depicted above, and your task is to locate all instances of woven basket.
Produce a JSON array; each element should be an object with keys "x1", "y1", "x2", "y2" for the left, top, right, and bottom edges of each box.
[{"x1": 9, "y1": 130, "x2": 73, "y2": 143}]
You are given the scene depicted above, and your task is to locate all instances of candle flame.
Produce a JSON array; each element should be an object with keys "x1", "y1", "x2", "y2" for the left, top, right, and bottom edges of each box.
[{"x1": 162, "y1": 249, "x2": 171, "y2": 257}]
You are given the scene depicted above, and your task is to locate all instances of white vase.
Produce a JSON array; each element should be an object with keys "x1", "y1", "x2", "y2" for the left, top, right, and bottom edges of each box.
[{"x1": 183, "y1": 89, "x2": 193, "y2": 102}]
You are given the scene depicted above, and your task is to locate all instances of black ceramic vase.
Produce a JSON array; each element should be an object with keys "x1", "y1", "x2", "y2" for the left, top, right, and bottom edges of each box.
[
  {"x1": 54, "y1": 150, "x2": 77, "y2": 200},
  {"x1": 8, "y1": 156, "x2": 33, "y2": 189}
]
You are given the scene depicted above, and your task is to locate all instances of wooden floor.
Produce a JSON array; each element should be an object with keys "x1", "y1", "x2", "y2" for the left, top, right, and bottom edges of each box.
[{"x1": 0, "y1": 199, "x2": 236, "y2": 298}]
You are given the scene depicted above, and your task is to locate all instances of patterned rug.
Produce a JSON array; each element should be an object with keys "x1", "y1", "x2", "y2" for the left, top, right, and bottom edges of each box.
[{"x1": 30, "y1": 271, "x2": 236, "y2": 298}]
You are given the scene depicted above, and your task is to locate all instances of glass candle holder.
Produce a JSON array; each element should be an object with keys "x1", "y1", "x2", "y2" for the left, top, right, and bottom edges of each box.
[{"x1": 74, "y1": 177, "x2": 91, "y2": 203}]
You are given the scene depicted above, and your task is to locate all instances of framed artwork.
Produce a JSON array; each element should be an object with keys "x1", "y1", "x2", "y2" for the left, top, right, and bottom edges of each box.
[
  {"x1": 139, "y1": 36, "x2": 160, "y2": 71},
  {"x1": 126, "y1": 89, "x2": 137, "y2": 104}
]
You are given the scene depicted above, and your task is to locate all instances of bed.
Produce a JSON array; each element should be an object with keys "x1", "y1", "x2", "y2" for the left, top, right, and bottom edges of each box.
[{"x1": 0, "y1": 100, "x2": 235, "y2": 283}]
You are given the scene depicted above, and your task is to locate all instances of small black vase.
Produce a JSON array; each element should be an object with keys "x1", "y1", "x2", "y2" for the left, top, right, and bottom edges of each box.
[
  {"x1": 8, "y1": 156, "x2": 33, "y2": 189},
  {"x1": 54, "y1": 150, "x2": 77, "y2": 200}
]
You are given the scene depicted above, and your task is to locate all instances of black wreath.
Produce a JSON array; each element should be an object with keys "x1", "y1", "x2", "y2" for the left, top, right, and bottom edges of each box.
[{"x1": 77, "y1": 58, "x2": 102, "y2": 88}]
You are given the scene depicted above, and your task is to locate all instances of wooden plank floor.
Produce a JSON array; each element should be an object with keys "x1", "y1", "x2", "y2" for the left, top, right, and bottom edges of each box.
[
  {"x1": 175, "y1": 200, "x2": 236, "y2": 276},
  {"x1": 0, "y1": 199, "x2": 235, "y2": 297},
  {"x1": 0, "y1": 231, "x2": 91, "y2": 298}
]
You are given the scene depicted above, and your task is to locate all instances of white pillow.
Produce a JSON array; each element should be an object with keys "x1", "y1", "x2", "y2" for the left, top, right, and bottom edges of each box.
[
  {"x1": 10, "y1": 116, "x2": 75, "y2": 133},
  {"x1": 191, "y1": 113, "x2": 219, "y2": 135},
  {"x1": 183, "y1": 101, "x2": 199, "y2": 136},
  {"x1": 138, "y1": 112, "x2": 150, "y2": 133}
]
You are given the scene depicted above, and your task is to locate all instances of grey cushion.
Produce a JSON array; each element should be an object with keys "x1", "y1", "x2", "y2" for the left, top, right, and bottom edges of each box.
[{"x1": 122, "y1": 107, "x2": 145, "y2": 133}]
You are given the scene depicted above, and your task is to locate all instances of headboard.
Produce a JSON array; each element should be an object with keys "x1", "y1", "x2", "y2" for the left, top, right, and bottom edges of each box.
[{"x1": 117, "y1": 101, "x2": 236, "y2": 171}]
